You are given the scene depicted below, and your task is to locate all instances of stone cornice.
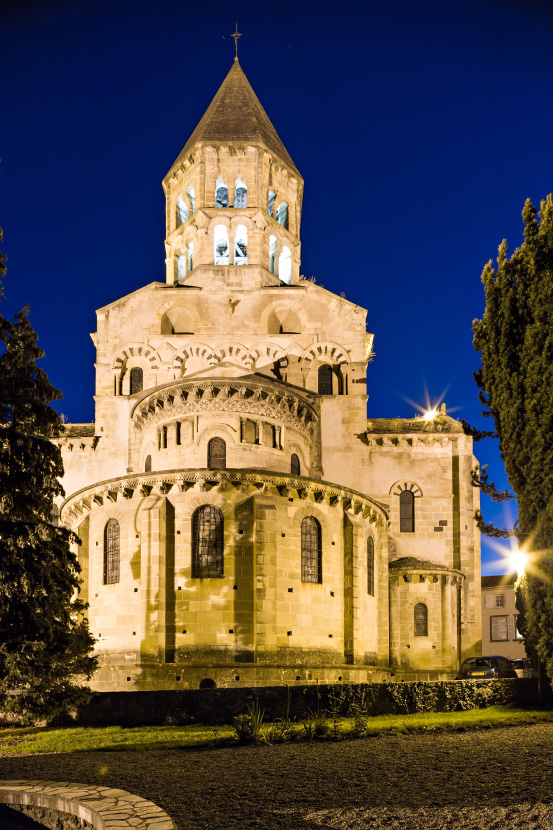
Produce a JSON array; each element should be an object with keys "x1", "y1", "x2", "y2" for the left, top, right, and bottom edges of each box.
[
  {"x1": 131, "y1": 377, "x2": 319, "y2": 436},
  {"x1": 61, "y1": 468, "x2": 388, "y2": 526},
  {"x1": 388, "y1": 559, "x2": 465, "y2": 586}
]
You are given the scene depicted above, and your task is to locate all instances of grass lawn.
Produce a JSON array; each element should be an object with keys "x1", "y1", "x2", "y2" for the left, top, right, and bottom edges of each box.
[{"x1": 0, "y1": 706, "x2": 552, "y2": 756}]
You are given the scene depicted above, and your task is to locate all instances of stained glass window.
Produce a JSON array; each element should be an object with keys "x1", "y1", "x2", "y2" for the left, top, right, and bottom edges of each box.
[
  {"x1": 192, "y1": 505, "x2": 224, "y2": 578},
  {"x1": 301, "y1": 516, "x2": 322, "y2": 583},
  {"x1": 399, "y1": 490, "x2": 415, "y2": 532},
  {"x1": 318, "y1": 364, "x2": 333, "y2": 395},
  {"x1": 104, "y1": 519, "x2": 120, "y2": 585},
  {"x1": 367, "y1": 537, "x2": 375, "y2": 595},
  {"x1": 130, "y1": 367, "x2": 143, "y2": 394},
  {"x1": 208, "y1": 437, "x2": 226, "y2": 470},
  {"x1": 414, "y1": 603, "x2": 428, "y2": 637}
]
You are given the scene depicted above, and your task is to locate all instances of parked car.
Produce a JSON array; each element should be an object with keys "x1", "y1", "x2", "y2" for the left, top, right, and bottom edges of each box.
[
  {"x1": 511, "y1": 657, "x2": 536, "y2": 678},
  {"x1": 457, "y1": 655, "x2": 518, "y2": 679}
]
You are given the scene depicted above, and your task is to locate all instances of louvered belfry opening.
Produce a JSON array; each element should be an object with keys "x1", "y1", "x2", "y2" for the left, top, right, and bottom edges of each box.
[
  {"x1": 318, "y1": 364, "x2": 333, "y2": 395},
  {"x1": 399, "y1": 489, "x2": 415, "y2": 532},
  {"x1": 301, "y1": 516, "x2": 322, "y2": 583},
  {"x1": 414, "y1": 603, "x2": 428, "y2": 636},
  {"x1": 192, "y1": 505, "x2": 224, "y2": 578},
  {"x1": 207, "y1": 437, "x2": 226, "y2": 469},
  {"x1": 104, "y1": 519, "x2": 120, "y2": 584}
]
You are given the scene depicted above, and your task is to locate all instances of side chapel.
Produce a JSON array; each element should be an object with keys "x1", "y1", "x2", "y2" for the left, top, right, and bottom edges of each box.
[{"x1": 58, "y1": 59, "x2": 482, "y2": 691}]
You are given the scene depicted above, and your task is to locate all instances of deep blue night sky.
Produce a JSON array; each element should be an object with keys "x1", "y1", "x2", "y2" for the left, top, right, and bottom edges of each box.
[{"x1": 2, "y1": 0, "x2": 553, "y2": 573}]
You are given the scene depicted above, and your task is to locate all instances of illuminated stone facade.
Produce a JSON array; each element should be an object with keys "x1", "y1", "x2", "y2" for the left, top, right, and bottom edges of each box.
[{"x1": 58, "y1": 61, "x2": 482, "y2": 691}]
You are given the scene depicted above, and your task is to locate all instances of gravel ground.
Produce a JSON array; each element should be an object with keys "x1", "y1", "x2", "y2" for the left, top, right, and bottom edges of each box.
[{"x1": 1, "y1": 724, "x2": 553, "y2": 829}]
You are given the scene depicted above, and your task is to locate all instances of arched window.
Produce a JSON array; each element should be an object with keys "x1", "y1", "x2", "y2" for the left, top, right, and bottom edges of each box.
[
  {"x1": 103, "y1": 519, "x2": 120, "y2": 585},
  {"x1": 399, "y1": 490, "x2": 415, "y2": 532},
  {"x1": 279, "y1": 246, "x2": 291, "y2": 284},
  {"x1": 130, "y1": 367, "x2": 143, "y2": 395},
  {"x1": 192, "y1": 505, "x2": 224, "y2": 578},
  {"x1": 215, "y1": 178, "x2": 229, "y2": 208},
  {"x1": 291, "y1": 453, "x2": 300, "y2": 476},
  {"x1": 301, "y1": 516, "x2": 322, "y2": 583},
  {"x1": 269, "y1": 235, "x2": 277, "y2": 275},
  {"x1": 234, "y1": 225, "x2": 248, "y2": 265},
  {"x1": 234, "y1": 178, "x2": 247, "y2": 208},
  {"x1": 144, "y1": 454, "x2": 152, "y2": 472},
  {"x1": 176, "y1": 197, "x2": 188, "y2": 226},
  {"x1": 177, "y1": 254, "x2": 187, "y2": 281},
  {"x1": 414, "y1": 603, "x2": 428, "y2": 637},
  {"x1": 367, "y1": 537, "x2": 375, "y2": 596},
  {"x1": 214, "y1": 225, "x2": 229, "y2": 265},
  {"x1": 276, "y1": 202, "x2": 289, "y2": 229},
  {"x1": 318, "y1": 364, "x2": 333, "y2": 395},
  {"x1": 268, "y1": 190, "x2": 276, "y2": 216},
  {"x1": 187, "y1": 242, "x2": 193, "y2": 272},
  {"x1": 187, "y1": 186, "x2": 195, "y2": 214},
  {"x1": 208, "y1": 436, "x2": 226, "y2": 470}
]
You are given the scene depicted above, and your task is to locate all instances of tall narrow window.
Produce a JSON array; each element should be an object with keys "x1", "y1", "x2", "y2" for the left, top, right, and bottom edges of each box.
[
  {"x1": 414, "y1": 603, "x2": 428, "y2": 637},
  {"x1": 276, "y1": 202, "x2": 289, "y2": 229},
  {"x1": 268, "y1": 190, "x2": 276, "y2": 216},
  {"x1": 399, "y1": 490, "x2": 415, "y2": 532},
  {"x1": 367, "y1": 537, "x2": 375, "y2": 596},
  {"x1": 103, "y1": 519, "x2": 120, "y2": 585},
  {"x1": 234, "y1": 178, "x2": 247, "y2": 208},
  {"x1": 130, "y1": 367, "x2": 143, "y2": 394},
  {"x1": 208, "y1": 436, "x2": 226, "y2": 469},
  {"x1": 187, "y1": 242, "x2": 193, "y2": 272},
  {"x1": 234, "y1": 225, "x2": 247, "y2": 265},
  {"x1": 214, "y1": 225, "x2": 229, "y2": 265},
  {"x1": 176, "y1": 197, "x2": 188, "y2": 226},
  {"x1": 269, "y1": 235, "x2": 277, "y2": 275},
  {"x1": 178, "y1": 254, "x2": 187, "y2": 281},
  {"x1": 279, "y1": 246, "x2": 291, "y2": 284},
  {"x1": 215, "y1": 178, "x2": 229, "y2": 208},
  {"x1": 187, "y1": 186, "x2": 195, "y2": 214},
  {"x1": 301, "y1": 517, "x2": 322, "y2": 583},
  {"x1": 192, "y1": 505, "x2": 224, "y2": 578},
  {"x1": 291, "y1": 453, "x2": 300, "y2": 476},
  {"x1": 144, "y1": 454, "x2": 152, "y2": 472},
  {"x1": 176, "y1": 421, "x2": 181, "y2": 445},
  {"x1": 318, "y1": 364, "x2": 333, "y2": 395}
]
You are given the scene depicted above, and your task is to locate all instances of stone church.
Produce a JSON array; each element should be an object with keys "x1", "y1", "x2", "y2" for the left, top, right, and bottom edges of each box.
[{"x1": 58, "y1": 59, "x2": 482, "y2": 692}]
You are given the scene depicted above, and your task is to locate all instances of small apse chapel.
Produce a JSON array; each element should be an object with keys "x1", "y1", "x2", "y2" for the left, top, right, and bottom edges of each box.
[{"x1": 58, "y1": 59, "x2": 482, "y2": 692}]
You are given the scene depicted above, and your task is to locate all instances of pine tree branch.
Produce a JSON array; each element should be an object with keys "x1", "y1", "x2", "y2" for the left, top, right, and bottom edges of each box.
[
  {"x1": 474, "y1": 509, "x2": 516, "y2": 538},
  {"x1": 471, "y1": 464, "x2": 515, "y2": 502},
  {"x1": 461, "y1": 419, "x2": 498, "y2": 442}
]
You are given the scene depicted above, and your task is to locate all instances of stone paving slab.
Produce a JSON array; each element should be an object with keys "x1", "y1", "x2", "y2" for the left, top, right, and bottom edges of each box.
[{"x1": 0, "y1": 780, "x2": 177, "y2": 830}]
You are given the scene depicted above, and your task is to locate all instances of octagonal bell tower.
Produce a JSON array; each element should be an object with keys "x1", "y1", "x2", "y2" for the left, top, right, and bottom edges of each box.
[{"x1": 162, "y1": 59, "x2": 304, "y2": 289}]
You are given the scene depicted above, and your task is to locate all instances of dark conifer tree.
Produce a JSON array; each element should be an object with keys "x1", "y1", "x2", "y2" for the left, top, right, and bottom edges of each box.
[
  {"x1": 472, "y1": 195, "x2": 553, "y2": 681},
  {"x1": 0, "y1": 228, "x2": 97, "y2": 722}
]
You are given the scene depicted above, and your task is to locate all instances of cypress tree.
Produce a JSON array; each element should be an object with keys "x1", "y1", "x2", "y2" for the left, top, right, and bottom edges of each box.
[
  {"x1": 0, "y1": 228, "x2": 97, "y2": 722},
  {"x1": 472, "y1": 195, "x2": 553, "y2": 680}
]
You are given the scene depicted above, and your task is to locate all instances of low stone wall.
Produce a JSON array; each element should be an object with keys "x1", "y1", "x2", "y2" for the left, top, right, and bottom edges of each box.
[
  {"x1": 55, "y1": 678, "x2": 540, "y2": 728},
  {"x1": 0, "y1": 781, "x2": 176, "y2": 830}
]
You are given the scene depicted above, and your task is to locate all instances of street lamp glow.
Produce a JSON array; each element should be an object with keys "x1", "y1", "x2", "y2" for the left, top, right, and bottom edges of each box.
[
  {"x1": 511, "y1": 549, "x2": 527, "y2": 575},
  {"x1": 423, "y1": 408, "x2": 438, "y2": 421}
]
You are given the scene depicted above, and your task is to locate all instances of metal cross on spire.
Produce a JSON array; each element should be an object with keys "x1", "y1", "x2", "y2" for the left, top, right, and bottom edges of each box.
[{"x1": 232, "y1": 23, "x2": 242, "y2": 62}]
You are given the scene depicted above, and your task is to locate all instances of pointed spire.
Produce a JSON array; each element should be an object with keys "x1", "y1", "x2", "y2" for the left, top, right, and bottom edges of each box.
[{"x1": 165, "y1": 62, "x2": 300, "y2": 181}]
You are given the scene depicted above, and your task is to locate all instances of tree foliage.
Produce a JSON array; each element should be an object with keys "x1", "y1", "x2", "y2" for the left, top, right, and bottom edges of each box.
[
  {"x1": 0, "y1": 230, "x2": 97, "y2": 723},
  {"x1": 472, "y1": 195, "x2": 553, "y2": 679}
]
